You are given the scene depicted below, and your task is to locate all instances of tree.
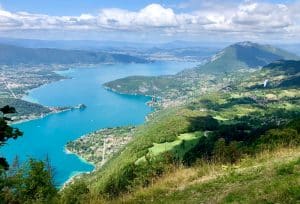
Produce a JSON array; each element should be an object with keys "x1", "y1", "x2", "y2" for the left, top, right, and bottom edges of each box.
[
  {"x1": 1, "y1": 158, "x2": 58, "y2": 203},
  {"x1": 0, "y1": 106, "x2": 23, "y2": 203},
  {"x1": 0, "y1": 105, "x2": 16, "y2": 115},
  {"x1": 61, "y1": 181, "x2": 89, "y2": 204},
  {"x1": 0, "y1": 106, "x2": 23, "y2": 172},
  {"x1": 22, "y1": 159, "x2": 57, "y2": 201},
  {"x1": 188, "y1": 115, "x2": 219, "y2": 132},
  {"x1": 227, "y1": 141, "x2": 241, "y2": 163},
  {"x1": 258, "y1": 128, "x2": 300, "y2": 150},
  {"x1": 213, "y1": 138, "x2": 227, "y2": 163},
  {"x1": 0, "y1": 106, "x2": 58, "y2": 203},
  {"x1": 0, "y1": 118, "x2": 23, "y2": 144},
  {"x1": 213, "y1": 139, "x2": 241, "y2": 164}
]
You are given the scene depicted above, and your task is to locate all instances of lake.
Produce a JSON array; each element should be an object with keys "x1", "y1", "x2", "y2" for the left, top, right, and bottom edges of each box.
[{"x1": 0, "y1": 61, "x2": 197, "y2": 186}]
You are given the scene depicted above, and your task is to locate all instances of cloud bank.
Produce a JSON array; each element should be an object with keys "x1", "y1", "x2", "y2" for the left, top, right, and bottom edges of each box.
[{"x1": 0, "y1": 1, "x2": 299, "y2": 41}]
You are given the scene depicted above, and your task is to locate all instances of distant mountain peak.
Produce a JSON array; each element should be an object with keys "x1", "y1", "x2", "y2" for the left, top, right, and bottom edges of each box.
[
  {"x1": 234, "y1": 41, "x2": 257, "y2": 47},
  {"x1": 192, "y1": 41, "x2": 300, "y2": 74}
]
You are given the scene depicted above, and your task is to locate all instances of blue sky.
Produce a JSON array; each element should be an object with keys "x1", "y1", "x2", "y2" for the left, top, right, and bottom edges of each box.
[
  {"x1": 1, "y1": 0, "x2": 185, "y2": 15},
  {"x1": 0, "y1": 0, "x2": 294, "y2": 15},
  {"x1": 0, "y1": 0, "x2": 299, "y2": 42}
]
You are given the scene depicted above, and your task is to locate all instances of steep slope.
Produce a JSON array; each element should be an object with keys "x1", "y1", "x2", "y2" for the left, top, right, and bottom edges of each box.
[
  {"x1": 114, "y1": 147, "x2": 300, "y2": 204},
  {"x1": 62, "y1": 60, "x2": 300, "y2": 203},
  {"x1": 191, "y1": 41, "x2": 299, "y2": 74},
  {"x1": 0, "y1": 44, "x2": 148, "y2": 65}
]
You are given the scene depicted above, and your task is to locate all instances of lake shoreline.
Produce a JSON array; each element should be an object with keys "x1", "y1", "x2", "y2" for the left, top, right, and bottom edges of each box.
[
  {"x1": 9, "y1": 106, "x2": 85, "y2": 125},
  {"x1": 8, "y1": 65, "x2": 150, "y2": 188},
  {"x1": 9, "y1": 64, "x2": 102, "y2": 125},
  {"x1": 64, "y1": 146, "x2": 96, "y2": 167},
  {"x1": 62, "y1": 146, "x2": 96, "y2": 189},
  {"x1": 3, "y1": 61, "x2": 194, "y2": 187}
]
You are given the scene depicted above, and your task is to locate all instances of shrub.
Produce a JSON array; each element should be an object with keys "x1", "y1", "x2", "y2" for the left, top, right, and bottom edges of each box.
[
  {"x1": 61, "y1": 181, "x2": 89, "y2": 204},
  {"x1": 258, "y1": 128, "x2": 300, "y2": 150}
]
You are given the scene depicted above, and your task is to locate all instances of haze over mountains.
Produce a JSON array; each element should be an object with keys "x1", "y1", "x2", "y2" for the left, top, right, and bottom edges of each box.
[
  {"x1": 0, "y1": 38, "x2": 225, "y2": 64},
  {"x1": 0, "y1": 38, "x2": 225, "y2": 50},
  {"x1": 1, "y1": 38, "x2": 299, "y2": 67},
  {"x1": 0, "y1": 44, "x2": 148, "y2": 65},
  {"x1": 0, "y1": 38, "x2": 155, "y2": 50}
]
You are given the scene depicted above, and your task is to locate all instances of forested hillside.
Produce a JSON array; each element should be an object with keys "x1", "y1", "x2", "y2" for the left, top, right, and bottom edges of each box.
[
  {"x1": 0, "y1": 44, "x2": 148, "y2": 65},
  {"x1": 61, "y1": 60, "x2": 300, "y2": 203}
]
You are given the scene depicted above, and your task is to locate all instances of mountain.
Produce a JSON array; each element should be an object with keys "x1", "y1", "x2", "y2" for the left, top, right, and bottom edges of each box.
[
  {"x1": 66, "y1": 59, "x2": 300, "y2": 203},
  {"x1": 104, "y1": 42, "x2": 300, "y2": 101},
  {"x1": 0, "y1": 44, "x2": 148, "y2": 65},
  {"x1": 0, "y1": 38, "x2": 224, "y2": 62},
  {"x1": 192, "y1": 41, "x2": 300, "y2": 74},
  {"x1": 0, "y1": 38, "x2": 226, "y2": 50},
  {"x1": 0, "y1": 38, "x2": 157, "y2": 50}
]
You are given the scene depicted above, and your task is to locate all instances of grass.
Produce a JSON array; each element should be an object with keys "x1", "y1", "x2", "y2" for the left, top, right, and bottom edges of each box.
[
  {"x1": 136, "y1": 132, "x2": 203, "y2": 164},
  {"x1": 278, "y1": 89, "x2": 300, "y2": 99},
  {"x1": 112, "y1": 147, "x2": 300, "y2": 204},
  {"x1": 149, "y1": 132, "x2": 201, "y2": 156},
  {"x1": 213, "y1": 115, "x2": 229, "y2": 121},
  {"x1": 214, "y1": 104, "x2": 261, "y2": 120}
]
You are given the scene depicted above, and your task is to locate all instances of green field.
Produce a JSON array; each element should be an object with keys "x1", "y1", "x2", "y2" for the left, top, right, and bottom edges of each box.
[{"x1": 136, "y1": 132, "x2": 203, "y2": 164}]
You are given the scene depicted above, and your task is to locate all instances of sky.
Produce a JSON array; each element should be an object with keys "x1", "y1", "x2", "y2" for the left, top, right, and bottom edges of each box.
[{"x1": 0, "y1": 0, "x2": 299, "y2": 43}]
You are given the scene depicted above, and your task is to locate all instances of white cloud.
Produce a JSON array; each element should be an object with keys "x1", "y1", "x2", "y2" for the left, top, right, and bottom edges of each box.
[
  {"x1": 232, "y1": 2, "x2": 291, "y2": 29},
  {"x1": 0, "y1": 1, "x2": 299, "y2": 41},
  {"x1": 134, "y1": 4, "x2": 177, "y2": 27}
]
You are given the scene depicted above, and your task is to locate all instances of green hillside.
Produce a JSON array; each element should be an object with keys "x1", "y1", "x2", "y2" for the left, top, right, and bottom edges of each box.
[
  {"x1": 115, "y1": 147, "x2": 300, "y2": 204},
  {"x1": 61, "y1": 60, "x2": 300, "y2": 203},
  {"x1": 193, "y1": 41, "x2": 300, "y2": 74}
]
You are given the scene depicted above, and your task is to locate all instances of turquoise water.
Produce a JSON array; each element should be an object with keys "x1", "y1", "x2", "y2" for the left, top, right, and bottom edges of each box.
[{"x1": 0, "y1": 61, "x2": 197, "y2": 186}]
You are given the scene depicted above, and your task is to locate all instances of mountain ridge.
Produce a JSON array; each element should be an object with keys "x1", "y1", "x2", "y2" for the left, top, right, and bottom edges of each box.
[
  {"x1": 190, "y1": 41, "x2": 300, "y2": 74},
  {"x1": 0, "y1": 43, "x2": 148, "y2": 65}
]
